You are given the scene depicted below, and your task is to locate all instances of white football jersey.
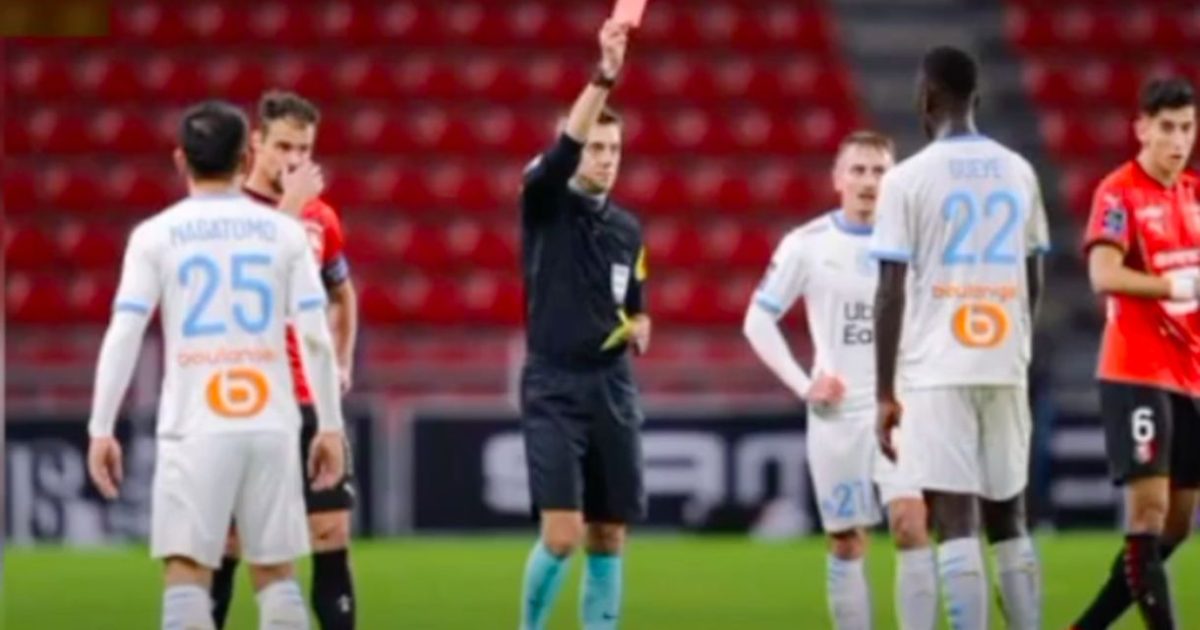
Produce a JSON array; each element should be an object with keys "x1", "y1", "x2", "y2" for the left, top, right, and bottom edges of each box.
[
  {"x1": 868, "y1": 135, "x2": 1050, "y2": 389},
  {"x1": 754, "y1": 211, "x2": 879, "y2": 409},
  {"x1": 112, "y1": 192, "x2": 328, "y2": 437}
]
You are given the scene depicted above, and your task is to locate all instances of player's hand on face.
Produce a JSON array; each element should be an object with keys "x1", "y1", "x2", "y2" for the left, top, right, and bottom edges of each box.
[
  {"x1": 876, "y1": 398, "x2": 903, "y2": 462},
  {"x1": 598, "y1": 19, "x2": 631, "y2": 78},
  {"x1": 806, "y1": 372, "x2": 846, "y2": 407},
  {"x1": 87, "y1": 437, "x2": 124, "y2": 500},
  {"x1": 630, "y1": 315, "x2": 651, "y2": 355},
  {"x1": 279, "y1": 161, "x2": 325, "y2": 214},
  {"x1": 308, "y1": 430, "x2": 346, "y2": 491}
]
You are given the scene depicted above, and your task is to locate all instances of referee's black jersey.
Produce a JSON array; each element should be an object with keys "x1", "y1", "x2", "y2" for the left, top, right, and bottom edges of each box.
[{"x1": 520, "y1": 133, "x2": 647, "y2": 369}]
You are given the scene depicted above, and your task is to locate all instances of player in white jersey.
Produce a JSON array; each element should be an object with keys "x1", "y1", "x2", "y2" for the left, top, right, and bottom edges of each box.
[
  {"x1": 744, "y1": 131, "x2": 938, "y2": 630},
  {"x1": 85, "y1": 101, "x2": 347, "y2": 630},
  {"x1": 870, "y1": 48, "x2": 1049, "y2": 630}
]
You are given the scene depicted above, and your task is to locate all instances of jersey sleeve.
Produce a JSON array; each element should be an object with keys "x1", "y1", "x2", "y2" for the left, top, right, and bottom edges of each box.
[
  {"x1": 1024, "y1": 166, "x2": 1052, "y2": 255},
  {"x1": 112, "y1": 224, "x2": 161, "y2": 317},
  {"x1": 318, "y1": 204, "x2": 350, "y2": 288},
  {"x1": 752, "y1": 234, "x2": 807, "y2": 317},
  {"x1": 869, "y1": 171, "x2": 913, "y2": 263},
  {"x1": 287, "y1": 232, "x2": 329, "y2": 316},
  {"x1": 521, "y1": 134, "x2": 584, "y2": 222},
  {"x1": 1083, "y1": 178, "x2": 1131, "y2": 254}
]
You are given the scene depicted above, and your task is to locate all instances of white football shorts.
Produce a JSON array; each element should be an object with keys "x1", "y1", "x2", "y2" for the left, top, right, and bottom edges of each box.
[
  {"x1": 808, "y1": 400, "x2": 921, "y2": 533},
  {"x1": 897, "y1": 385, "x2": 1032, "y2": 501},
  {"x1": 151, "y1": 430, "x2": 309, "y2": 568}
]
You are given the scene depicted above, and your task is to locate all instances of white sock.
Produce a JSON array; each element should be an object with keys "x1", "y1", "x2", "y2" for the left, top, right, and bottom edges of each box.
[
  {"x1": 895, "y1": 547, "x2": 938, "y2": 630},
  {"x1": 992, "y1": 537, "x2": 1041, "y2": 630},
  {"x1": 256, "y1": 579, "x2": 309, "y2": 630},
  {"x1": 826, "y1": 555, "x2": 872, "y2": 630},
  {"x1": 162, "y1": 584, "x2": 215, "y2": 630},
  {"x1": 937, "y1": 538, "x2": 988, "y2": 630}
]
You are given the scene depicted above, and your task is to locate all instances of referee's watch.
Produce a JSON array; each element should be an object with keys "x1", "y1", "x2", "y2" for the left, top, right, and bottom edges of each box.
[{"x1": 591, "y1": 66, "x2": 618, "y2": 89}]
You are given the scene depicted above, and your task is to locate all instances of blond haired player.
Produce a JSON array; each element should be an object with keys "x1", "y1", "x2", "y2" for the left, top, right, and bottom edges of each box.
[
  {"x1": 744, "y1": 131, "x2": 936, "y2": 630},
  {"x1": 86, "y1": 101, "x2": 346, "y2": 630}
]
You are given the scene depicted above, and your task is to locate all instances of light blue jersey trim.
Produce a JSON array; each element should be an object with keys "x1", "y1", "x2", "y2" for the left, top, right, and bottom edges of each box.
[
  {"x1": 298, "y1": 297, "x2": 327, "y2": 312},
  {"x1": 113, "y1": 300, "x2": 150, "y2": 315},
  {"x1": 831, "y1": 209, "x2": 873, "y2": 236},
  {"x1": 753, "y1": 292, "x2": 784, "y2": 316},
  {"x1": 869, "y1": 249, "x2": 912, "y2": 263}
]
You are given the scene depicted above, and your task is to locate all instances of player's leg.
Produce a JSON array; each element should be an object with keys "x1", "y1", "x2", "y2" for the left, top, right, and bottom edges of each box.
[
  {"x1": 808, "y1": 412, "x2": 879, "y2": 630},
  {"x1": 299, "y1": 414, "x2": 358, "y2": 630},
  {"x1": 519, "y1": 364, "x2": 589, "y2": 630},
  {"x1": 900, "y1": 387, "x2": 988, "y2": 630},
  {"x1": 163, "y1": 557, "x2": 218, "y2": 630},
  {"x1": 153, "y1": 435, "x2": 245, "y2": 630},
  {"x1": 978, "y1": 386, "x2": 1040, "y2": 630},
  {"x1": 211, "y1": 527, "x2": 241, "y2": 628},
  {"x1": 1074, "y1": 387, "x2": 1193, "y2": 630},
  {"x1": 882, "y1": 489, "x2": 936, "y2": 630},
  {"x1": 237, "y1": 431, "x2": 313, "y2": 630},
  {"x1": 578, "y1": 363, "x2": 647, "y2": 630}
]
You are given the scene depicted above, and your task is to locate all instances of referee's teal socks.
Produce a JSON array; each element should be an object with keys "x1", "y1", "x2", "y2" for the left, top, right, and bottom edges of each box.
[
  {"x1": 581, "y1": 552, "x2": 623, "y2": 630},
  {"x1": 520, "y1": 541, "x2": 569, "y2": 630}
]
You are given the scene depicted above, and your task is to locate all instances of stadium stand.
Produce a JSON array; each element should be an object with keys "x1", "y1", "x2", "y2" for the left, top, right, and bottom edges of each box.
[{"x1": 5, "y1": 0, "x2": 862, "y2": 405}]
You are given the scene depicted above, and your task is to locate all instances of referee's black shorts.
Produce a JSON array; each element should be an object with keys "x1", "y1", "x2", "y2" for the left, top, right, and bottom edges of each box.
[
  {"x1": 1099, "y1": 381, "x2": 1200, "y2": 488},
  {"x1": 299, "y1": 405, "x2": 357, "y2": 513},
  {"x1": 520, "y1": 355, "x2": 646, "y2": 523}
]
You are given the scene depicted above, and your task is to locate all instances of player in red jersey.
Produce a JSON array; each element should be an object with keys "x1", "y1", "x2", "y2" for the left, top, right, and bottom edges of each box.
[
  {"x1": 210, "y1": 91, "x2": 360, "y2": 630},
  {"x1": 1074, "y1": 78, "x2": 1197, "y2": 630}
]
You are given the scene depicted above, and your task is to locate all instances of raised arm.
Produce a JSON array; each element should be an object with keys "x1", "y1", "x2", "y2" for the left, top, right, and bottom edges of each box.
[{"x1": 522, "y1": 20, "x2": 631, "y2": 208}]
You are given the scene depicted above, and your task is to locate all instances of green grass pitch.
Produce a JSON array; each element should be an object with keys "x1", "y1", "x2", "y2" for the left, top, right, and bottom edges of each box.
[{"x1": 6, "y1": 533, "x2": 1198, "y2": 628}]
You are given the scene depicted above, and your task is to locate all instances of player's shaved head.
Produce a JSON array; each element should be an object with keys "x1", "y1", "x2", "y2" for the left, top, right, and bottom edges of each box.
[
  {"x1": 178, "y1": 100, "x2": 248, "y2": 180},
  {"x1": 921, "y1": 46, "x2": 979, "y2": 107}
]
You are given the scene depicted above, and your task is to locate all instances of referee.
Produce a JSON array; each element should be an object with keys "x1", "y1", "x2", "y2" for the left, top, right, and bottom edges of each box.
[{"x1": 516, "y1": 19, "x2": 650, "y2": 630}]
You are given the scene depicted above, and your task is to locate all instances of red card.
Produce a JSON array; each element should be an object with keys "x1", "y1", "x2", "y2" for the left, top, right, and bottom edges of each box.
[{"x1": 612, "y1": 0, "x2": 648, "y2": 27}]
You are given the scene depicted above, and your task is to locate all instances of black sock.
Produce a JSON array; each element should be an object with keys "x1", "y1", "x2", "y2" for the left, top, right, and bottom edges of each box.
[
  {"x1": 312, "y1": 549, "x2": 356, "y2": 630},
  {"x1": 210, "y1": 556, "x2": 239, "y2": 629},
  {"x1": 1123, "y1": 533, "x2": 1175, "y2": 630},
  {"x1": 1075, "y1": 538, "x2": 1181, "y2": 629}
]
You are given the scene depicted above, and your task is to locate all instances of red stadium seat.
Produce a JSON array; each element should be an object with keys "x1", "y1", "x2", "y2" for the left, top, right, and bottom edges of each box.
[
  {"x1": 395, "y1": 56, "x2": 463, "y2": 99},
  {"x1": 68, "y1": 274, "x2": 118, "y2": 324},
  {"x1": 91, "y1": 109, "x2": 167, "y2": 154},
  {"x1": 77, "y1": 54, "x2": 143, "y2": 101},
  {"x1": 107, "y1": 167, "x2": 178, "y2": 212},
  {"x1": 142, "y1": 55, "x2": 208, "y2": 102},
  {"x1": 408, "y1": 109, "x2": 474, "y2": 154},
  {"x1": 3, "y1": 167, "x2": 40, "y2": 216},
  {"x1": 186, "y1": 2, "x2": 249, "y2": 44},
  {"x1": 248, "y1": 2, "x2": 318, "y2": 44},
  {"x1": 59, "y1": 222, "x2": 124, "y2": 269},
  {"x1": 446, "y1": 221, "x2": 519, "y2": 270},
  {"x1": 334, "y1": 57, "x2": 400, "y2": 100},
  {"x1": 507, "y1": 3, "x2": 576, "y2": 47},
  {"x1": 666, "y1": 109, "x2": 736, "y2": 155},
  {"x1": 347, "y1": 108, "x2": 413, "y2": 153},
  {"x1": 27, "y1": 109, "x2": 92, "y2": 154},
  {"x1": 316, "y1": 2, "x2": 379, "y2": 41},
  {"x1": 524, "y1": 58, "x2": 590, "y2": 101},
  {"x1": 205, "y1": 57, "x2": 268, "y2": 101},
  {"x1": 392, "y1": 221, "x2": 453, "y2": 270},
  {"x1": 357, "y1": 276, "x2": 404, "y2": 323},
  {"x1": 704, "y1": 221, "x2": 773, "y2": 268},
  {"x1": 272, "y1": 57, "x2": 337, "y2": 102},
  {"x1": 8, "y1": 53, "x2": 73, "y2": 100},
  {"x1": 4, "y1": 223, "x2": 59, "y2": 270},
  {"x1": 616, "y1": 162, "x2": 688, "y2": 216},
  {"x1": 6, "y1": 115, "x2": 32, "y2": 156},
  {"x1": 324, "y1": 168, "x2": 368, "y2": 209},
  {"x1": 441, "y1": 2, "x2": 488, "y2": 44},
  {"x1": 461, "y1": 273, "x2": 522, "y2": 325},
  {"x1": 473, "y1": 109, "x2": 544, "y2": 156},
  {"x1": 716, "y1": 60, "x2": 782, "y2": 103},
  {"x1": 341, "y1": 222, "x2": 392, "y2": 268},
  {"x1": 6, "y1": 274, "x2": 71, "y2": 325},
  {"x1": 376, "y1": 3, "x2": 445, "y2": 46},
  {"x1": 687, "y1": 164, "x2": 753, "y2": 211},
  {"x1": 44, "y1": 167, "x2": 104, "y2": 212},
  {"x1": 460, "y1": 58, "x2": 530, "y2": 102},
  {"x1": 379, "y1": 164, "x2": 436, "y2": 211},
  {"x1": 113, "y1": 1, "x2": 190, "y2": 44},
  {"x1": 396, "y1": 275, "x2": 464, "y2": 324},
  {"x1": 426, "y1": 163, "x2": 498, "y2": 213},
  {"x1": 643, "y1": 221, "x2": 705, "y2": 268}
]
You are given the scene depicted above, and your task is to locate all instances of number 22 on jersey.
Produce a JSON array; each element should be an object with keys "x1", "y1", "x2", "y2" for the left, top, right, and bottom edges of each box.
[{"x1": 941, "y1": 190, "x2": 1021, "y2": 348}]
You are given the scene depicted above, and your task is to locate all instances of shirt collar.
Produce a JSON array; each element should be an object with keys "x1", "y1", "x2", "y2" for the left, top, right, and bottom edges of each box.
[
  {"x1": 831, "y1": 209, "x2": 873, "y2": 236},
  {"x1": 569, "y1": 180, "x2": 610, "y2": 217}
]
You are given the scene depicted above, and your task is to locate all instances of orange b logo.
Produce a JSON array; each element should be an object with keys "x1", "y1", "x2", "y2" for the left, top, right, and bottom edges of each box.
[
  {"x1": 206, "y1": 367, "x2": 270, "y2": 418},
  {"x1": 951, "y1": 302, "x2": 1009, "y2": 348}
]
